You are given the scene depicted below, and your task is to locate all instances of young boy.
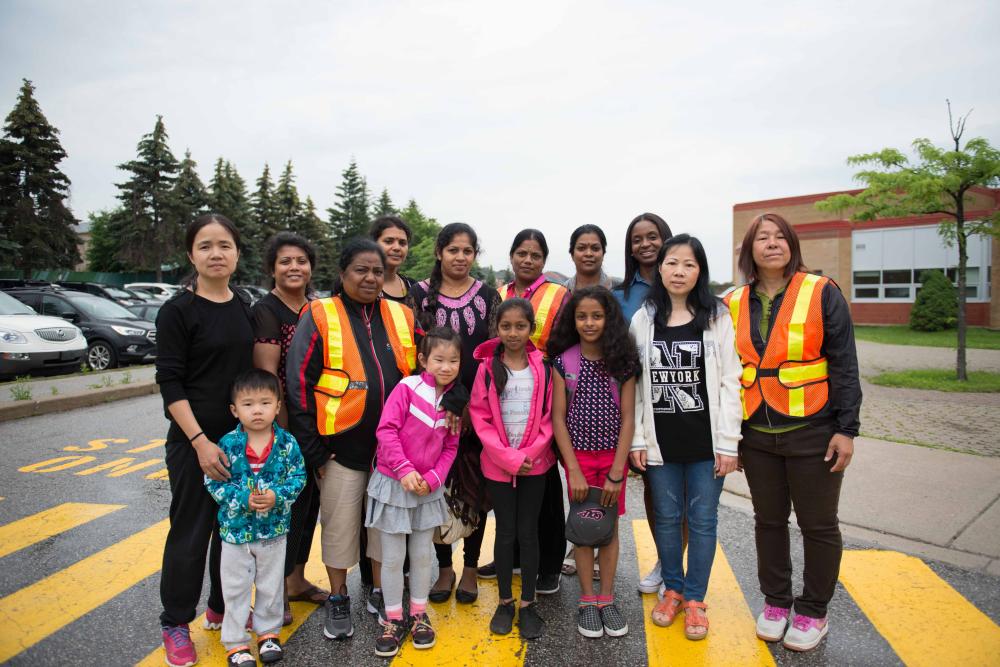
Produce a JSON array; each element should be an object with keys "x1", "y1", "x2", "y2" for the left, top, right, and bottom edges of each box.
[{"x1": 206, "y1": 369, "x2": 306, "y2": 666}]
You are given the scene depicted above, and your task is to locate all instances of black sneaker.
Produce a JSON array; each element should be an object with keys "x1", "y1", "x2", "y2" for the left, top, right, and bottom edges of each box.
[
  {"x1": 490, "y1": 601, "x2": 516, "y2": 635},
  {"x1": 366, "y1": 588, "x2": 386, "y2": 625},
  {"x1": 518, "y1": 602, "x2": 545, "y2": 640},
  {"x1": 599, "y1": 603, "x2": 629, "y2": 637},
  {"x1": 577, "y1": 604, "x2": 604, "y2": 638},
  {"x1": 373, "y1": 619, "x2": 408, "y2": 657},
  {"x1": 536, "y1": 573, "x2": 561, "y2": 595},
  {"x1": 226, "y1": 646, "x2": 255, "y2": 666},
  {"x1": 323, "y1": 594, "x2": 354, "y2": 640},
  {"x1": 257, "y1": 634, "x2": 283, "y2": 663},
  {"x1": 477, "y1": 561, "x2": 520, "y2": 578},
  {"x1": 410, "y1": 612, "x2": 436, "y2": 649}
]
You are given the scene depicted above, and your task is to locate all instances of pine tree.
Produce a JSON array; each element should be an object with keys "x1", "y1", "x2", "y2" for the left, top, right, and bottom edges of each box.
[
  {"x1": 371, "y1": 187, "x2": 396, "y2": 217},
  {"x1": 0, "y1": 79, "x2": 80, "y2": 276},
  {"x1": 252, "y1": 164, "x2": 279, "y2": 243},
  {"x1": 113, "y1": 115, "x2": 181, "y2": 281},
  {"x1": 209, "y1": 159, "x2": 260, "y2": 283},
  {"x1": 85, "y1": 209, "x2": 126, "y2": 272},
  {"x1": 328, "y1": 159, "x2": 371, "y2": 256},
  {"x1": 300, "y1": 196, "x2": 337, "y2": 291},
  {"x1": 171, "y1": 150, "x2": 208, "y2": 265},
  {"x1": 399, "y1": 198, "x2": 442, "y2": 280},
  {"x1": 274, "y1": 160, "x2": 303, "y2": 232}
]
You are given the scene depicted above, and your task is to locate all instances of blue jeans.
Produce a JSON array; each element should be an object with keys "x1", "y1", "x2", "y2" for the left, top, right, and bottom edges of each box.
[{"x1": 646, "y1": 459, "x2": 724, "y2": 602}]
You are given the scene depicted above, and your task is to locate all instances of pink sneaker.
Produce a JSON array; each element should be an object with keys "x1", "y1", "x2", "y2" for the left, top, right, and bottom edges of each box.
[
  {"x1": 162, "y1": 624, "x2": 197, "y2": 667},
  {"x1": 755, "y1": 603, "x2": 790, "y2": 642},
  {"x1": 782, "y1": 614, "x2": 828, "y2": 651},
  {"x1": 204, "y1": 607, "x2": 253, "y2": 630}
]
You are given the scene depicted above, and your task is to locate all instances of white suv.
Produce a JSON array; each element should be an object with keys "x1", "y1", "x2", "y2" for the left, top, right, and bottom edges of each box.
[
  {"x1": 124, "y1": 282, "x2": 180, "y2": 301},
  {"x1": 0, "y1": 291, "x2": 87, "y2": 378}
]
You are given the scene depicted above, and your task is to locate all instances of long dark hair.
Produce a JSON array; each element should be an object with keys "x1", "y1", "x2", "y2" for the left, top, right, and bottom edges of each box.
[
  {"x1": 183, "y1": 213, "x2": 241, "y2": 288},
  {"x1": 568, "y1": 224, "x2": 607, "y2": 253},
  {"x1": 621, "y1": 212, "x2": 672, "y2": 299},
  {"x1": 265, "y1": 231, "x2": 316, "y2": 289},
  {"x1": 333, "y1": 238, "x2": 385, "y2": 296},
  {"x1": 421, "y1": 223, "x2": 479, "y2": 330},
  {"x1": 547, "y1": 286, "x2": 638, "y2": 382},
  {"x1": 509, "y1": 228, "x2": 549, "y2": 260},
  {"x1": 643, "y1": 234, "x2": 719, "y2": 332},
  {"x1": 370, "y1": 215, "x2": 412, "y2": 243},
  {"x1": 737, "y1": 212, "x2": 806, "y2": 283},
  {"x1": 491, "y1": 297, "x2": 534, "y2": 397}
]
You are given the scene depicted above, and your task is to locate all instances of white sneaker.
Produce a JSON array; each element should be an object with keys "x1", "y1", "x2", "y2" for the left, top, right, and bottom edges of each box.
[
  {"x1": 657, "y1": 583, "x2": 665, "y2": 600},
  {"x1": 755, "y1": 604, "x2": 790, "y2": 642},
  {"x1": 638, "y1": 560, "x2": 662, "y2": 594},
  {"x1": 782, "y1": 614, "x2": 828, "y2": 651}
]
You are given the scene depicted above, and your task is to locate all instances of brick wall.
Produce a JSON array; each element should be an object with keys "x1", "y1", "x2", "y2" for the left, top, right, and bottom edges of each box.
[{"x1": 852, "y1": 302, "x2": 991, "y2": 326}]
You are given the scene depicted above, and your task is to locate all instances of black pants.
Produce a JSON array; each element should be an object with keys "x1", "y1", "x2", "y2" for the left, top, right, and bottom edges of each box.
[
  {"x1": 160, "y1": 440, "x2": 224, "y2": 626},
  {"x1": 283, "y1": 469, "x2": 321, "y2": 577},
  {"x1": 487, "y1": 475, "x2": 547, "y2": 602},
  {"x1": 741, "y1": 423, "x2": 844, "y2": 618},
  {"x1": 435, "y1": 511, "x2": 488, "y2": 569},
  {"x1": 509, "y1": 465, "x2": 566, "y2": 576}
]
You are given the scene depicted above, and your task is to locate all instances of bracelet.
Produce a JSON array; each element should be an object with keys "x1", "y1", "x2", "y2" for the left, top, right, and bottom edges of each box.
[
  {"x1": 189, "y1": 431, "x2": 205, "y2": 443},
  {"x1": 606, "y1": 473, "x2": 623, "y2": 484}
]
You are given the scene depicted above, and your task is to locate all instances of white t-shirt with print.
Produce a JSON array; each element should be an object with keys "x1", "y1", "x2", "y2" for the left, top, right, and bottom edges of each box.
[{"x1": 500, "y1": 366, "x2": 534, "y2": 448}]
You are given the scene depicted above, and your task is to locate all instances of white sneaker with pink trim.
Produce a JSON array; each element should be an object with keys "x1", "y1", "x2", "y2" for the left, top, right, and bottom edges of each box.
[
  {"x1": 782, "y1": 614, "x2": 828, "y2": 651},
  {"x1": 755, "y1": 603, "x2": 790, "y2": 641}
]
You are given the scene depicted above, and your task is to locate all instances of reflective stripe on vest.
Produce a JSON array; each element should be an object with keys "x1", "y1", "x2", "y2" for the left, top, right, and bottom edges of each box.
[
  {"x1": 310, "y1": 297, "x2": 417, "y2": 435},
  {"x1": 724, "y1": 272, "x2": 830, "y2": 419},
  {"x1": 499, "y1": 281, "x2": 567, "y2": 357}
]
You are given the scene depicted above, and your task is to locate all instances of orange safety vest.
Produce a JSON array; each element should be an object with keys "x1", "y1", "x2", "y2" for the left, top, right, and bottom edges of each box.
[
  {"x1": 499, "y1": 280, "x2": 568, "y2": 357},
  {"x1": 723, "y1": 272, "x2": 830, "y2": 420},
  {"x1": 310, "y1": 296, "x2": 416, "y2": 435}
]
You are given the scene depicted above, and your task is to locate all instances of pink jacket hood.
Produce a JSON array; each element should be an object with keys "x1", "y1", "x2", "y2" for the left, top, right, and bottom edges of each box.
[{"x1": 469, "y1": 337, "x2": 555, "y2": 483}]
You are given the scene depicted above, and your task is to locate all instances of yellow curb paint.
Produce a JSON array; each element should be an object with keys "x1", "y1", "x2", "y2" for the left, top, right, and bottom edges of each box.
[
  {"x1": 632, "y1": 520, "x2": 775, "y2": 667},
  {"x1": 840, "y1": 550, "x2": 1000, "y2": 667},
  {"x1": 0, "y1": 518, "x2": 169, "y2": 663},
  {"x1": 394, "y1": 516, "x2": 527, "y2": 666},
  {"x1": 136, "y1": 531, "x2": 332, "y2": 666},
  {"x1": 0, "y1": 502, "x2": 125, "y2": 559}
]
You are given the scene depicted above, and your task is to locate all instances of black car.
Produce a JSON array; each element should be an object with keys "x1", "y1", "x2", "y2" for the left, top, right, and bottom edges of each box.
[
  {"x1": 126, "y1": 301, "x2": 163, "y2": 322},
  {"x1": 56, "y1": 281, "x2": 147, "y2": 306},
  {"x1": 4, "y1": 287, "x2": 156, "y2": 371}
]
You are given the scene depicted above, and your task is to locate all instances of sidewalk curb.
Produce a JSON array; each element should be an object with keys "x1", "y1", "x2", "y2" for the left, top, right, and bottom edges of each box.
[
  {"x1": 720, "y1": 488, "x2": 1000, "y2": 574},
  {"x1": 0, "y1": 380, "x2": 158, "y2": 422}
]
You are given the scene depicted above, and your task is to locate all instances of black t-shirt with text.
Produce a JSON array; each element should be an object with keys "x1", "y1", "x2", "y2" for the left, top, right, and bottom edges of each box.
[{"x1": 650, "y1": 320, "x2": 713, "y2": 463}]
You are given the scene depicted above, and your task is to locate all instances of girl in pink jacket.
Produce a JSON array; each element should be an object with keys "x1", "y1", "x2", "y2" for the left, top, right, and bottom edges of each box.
[
  {"x1": 469, "y1": 298, "x2": 554, "y2": 641},
  {"x1": 365, "y1": 327, "x2": 462, "y2": 657}
]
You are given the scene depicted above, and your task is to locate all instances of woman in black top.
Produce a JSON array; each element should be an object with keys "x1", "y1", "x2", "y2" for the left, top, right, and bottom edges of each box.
[
  {"x1": 155, "y1": 214, "x2": 254, "y2": 663},
  {"x1": 410, "y1": 223, "x2": 500, "y2": 603},
  {"x1": 371, "y1": 215, "x2": 416, "y2": 306},
  {"x1": 252, "y1": 232, "x2": 327, "y2": 615}
]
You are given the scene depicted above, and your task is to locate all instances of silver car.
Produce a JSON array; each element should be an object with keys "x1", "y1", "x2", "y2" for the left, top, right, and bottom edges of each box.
[{"x1": 0, "y1": 291, "x2": 87, "y2": 378}]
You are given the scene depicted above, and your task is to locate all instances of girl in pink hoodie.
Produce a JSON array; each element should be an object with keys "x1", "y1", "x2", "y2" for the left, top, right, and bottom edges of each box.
[
  {"x1": 469, "y1": 298, "x2": 554, "y2": 641},
  {"x1": 365, "y1": 327, "x2": 462, "y2": 657}
]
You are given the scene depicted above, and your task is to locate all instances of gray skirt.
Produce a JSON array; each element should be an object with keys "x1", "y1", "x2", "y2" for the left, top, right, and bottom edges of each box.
[{"x1": 365, "y1": 469, "x2": 449, "y2": 535}]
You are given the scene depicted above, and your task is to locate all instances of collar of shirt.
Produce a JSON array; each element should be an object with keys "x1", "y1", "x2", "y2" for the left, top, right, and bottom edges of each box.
[{"x1": 506, "y1": 274, "x2": 548, "y2": 299}]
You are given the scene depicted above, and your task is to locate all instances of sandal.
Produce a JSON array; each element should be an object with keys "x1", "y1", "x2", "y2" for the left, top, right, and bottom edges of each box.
[
  {"x1": 429, "y1": 569, "x2": 456, "y2": 603},
  {"x1": 651, "y1": 590, "x2": 684, "y2": 627},
  {"x1": 683, "y1": 600, "x2": 709, "y2": 640},
  {"x1": 287, "y1": 585, "x2": 329, "y2": 604}
]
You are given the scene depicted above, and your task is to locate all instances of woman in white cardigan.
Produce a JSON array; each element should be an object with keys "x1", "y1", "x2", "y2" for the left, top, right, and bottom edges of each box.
[{"x1": 628, "y1": 234, "x2": 743, "y2": 641}]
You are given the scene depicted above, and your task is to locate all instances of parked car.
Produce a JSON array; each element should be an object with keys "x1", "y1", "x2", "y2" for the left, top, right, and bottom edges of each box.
[
  {"x1": 127, "y1": 301, "x2": 163, "y2": 322},
  {"x1": 4, "y1": 287, "x2": 156, "y2": 371},
  {"x1": 126, "y1": 286, "x2": 167, "y2": 301},
  {"x1": 236, "y1": 284, "x2": 268, "y2": 305},
  {"x1": 0, "y1": 291, "x2": 87, "y2": 378},
  {"x1": 125, "y1": 282, "x2": 180, "y2": 300},
  {"x1": 56, "y1": 281, "x2": 146, "y2": 306}
]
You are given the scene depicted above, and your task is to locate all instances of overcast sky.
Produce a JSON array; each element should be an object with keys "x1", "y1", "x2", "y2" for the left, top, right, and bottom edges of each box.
[{"x1": 2, "y1": 0, "x2": 998, "y2": 280}]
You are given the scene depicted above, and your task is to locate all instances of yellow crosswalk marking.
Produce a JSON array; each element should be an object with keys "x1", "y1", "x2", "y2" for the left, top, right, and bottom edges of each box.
[
  {"x1": 0, "y1": 502, "x2": 124, "y2": 559},
  {"x1": 136, "y1": 531, "x2": 331, "y2": 666},
  {"x1": 395, "y1": 516, "x2": 526, "y2": 666},
  {"x1": 840, "y1": 550, "x2": 1000, "y2": 667},
  {"x1": 0, "y1": 519, "x2": 169, "y2": 663},
  {"x1": 632, "y1": 520, "x2": 776, "y2": 666}
]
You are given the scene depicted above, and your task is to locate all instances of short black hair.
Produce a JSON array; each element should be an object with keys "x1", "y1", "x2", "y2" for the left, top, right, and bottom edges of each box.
[{"x1": 230, "y1": 368, "x2": 282, "y2": 403}]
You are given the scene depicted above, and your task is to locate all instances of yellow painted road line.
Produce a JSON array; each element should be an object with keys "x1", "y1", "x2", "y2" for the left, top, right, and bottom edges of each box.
[
  {"x1": 395, "y1": 516, "x2": 527, "y2": 666},
  {"x1": 840, "y1": 550, "x2": 1000, "y2": 667},
  {"x1": 136, "y1": 531, "x2": 332, "y2": 666},
  {"x1": 0, "y1": 518, "x2": 169, "y2": 663},
  {"x1": 0, "y1": 502, "x2": 125, "y2": 559},
  {"x1": 632, "y1": 520, "x2": 776, "y2": 666}
]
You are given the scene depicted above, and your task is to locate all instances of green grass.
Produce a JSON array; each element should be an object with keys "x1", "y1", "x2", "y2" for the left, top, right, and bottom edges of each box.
[
  {"x1": 854, "y1": 325, "x2": 1000, "y2": 350},
  {"x1": 870, "y1": 369, "x2": 1000, "y2": 392}
]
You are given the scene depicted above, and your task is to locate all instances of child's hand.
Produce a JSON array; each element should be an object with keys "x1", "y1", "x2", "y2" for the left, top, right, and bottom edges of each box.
[
  {"x1": 249, "y1": 489, "x2": 276, "y2": 511},
  {"x1": 601, "y1": 472, "x2": 622, "y2": 508},
  {"x1": 415, "y1": 479, "x2": 431, "y2": 497},
  {"x1": 517, "y1": 457, "x2": 533, "y2": 476},
  {"x1": 567, "y1": 468, "x2": 589, "y2": 503},
  {"x1": 401, "y1": 471, "x2": 426, "y2": 494}
]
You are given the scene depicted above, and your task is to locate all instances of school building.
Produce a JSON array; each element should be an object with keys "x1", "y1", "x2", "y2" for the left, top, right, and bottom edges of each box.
[{"x1": 731, "y1": 187, "x2": 1000, "y2": 328}]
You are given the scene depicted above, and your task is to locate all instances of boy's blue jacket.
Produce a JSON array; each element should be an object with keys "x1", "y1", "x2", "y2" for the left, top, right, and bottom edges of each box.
[{"x1": 205, "y1": 423, "x2": 306, "y2": 544}]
